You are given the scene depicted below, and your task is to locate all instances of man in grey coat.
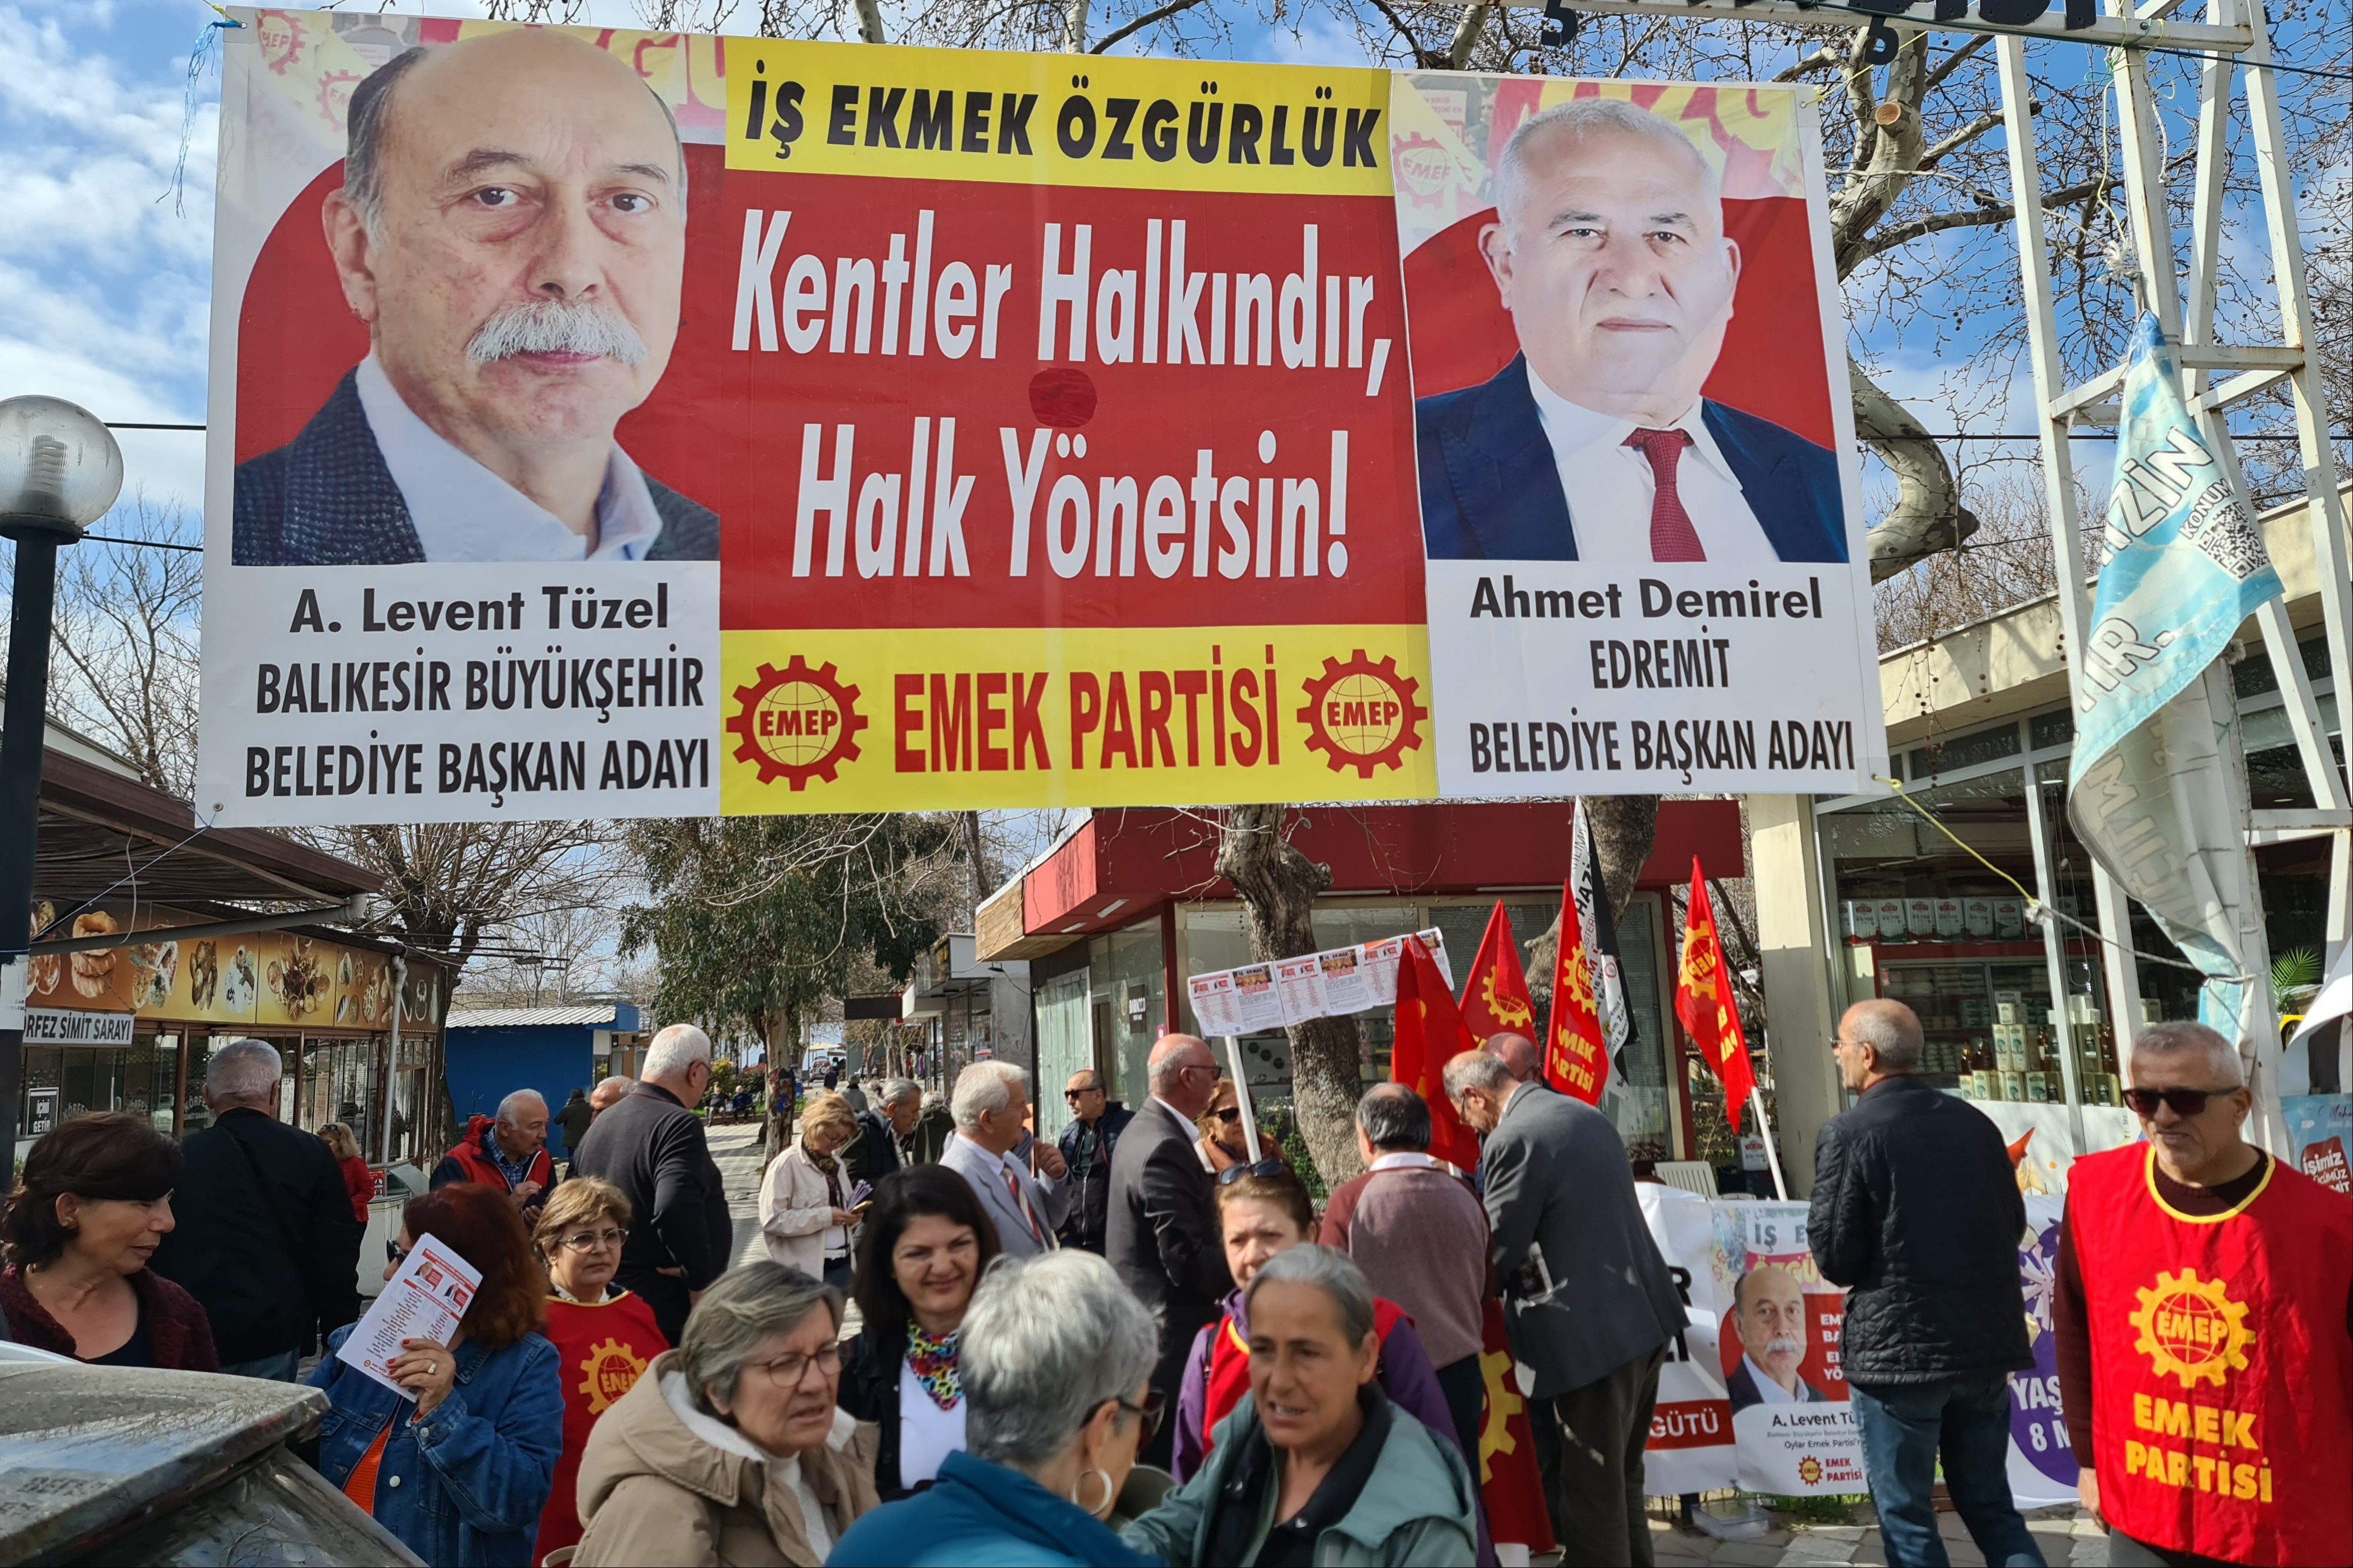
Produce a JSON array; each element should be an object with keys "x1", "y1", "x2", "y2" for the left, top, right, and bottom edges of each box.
[
  {"x1": 1446, "y1": 1049, "x2": 1682, "y2": 1565},
  {"x1": 938, "y1": 1060, "x2": 1069, "y2": 1260}
]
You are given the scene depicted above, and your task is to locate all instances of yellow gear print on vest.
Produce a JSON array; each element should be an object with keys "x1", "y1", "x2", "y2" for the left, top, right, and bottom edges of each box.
[
  {"x1": 578, "y1": 1336, "x2": 652, "y2": 1414},
  {"x1": 2129, "y1": 1268, "x2": 2253, "y2": 1389}
]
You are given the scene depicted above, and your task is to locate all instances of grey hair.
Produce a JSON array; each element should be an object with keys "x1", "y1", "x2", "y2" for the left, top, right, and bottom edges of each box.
[
  {"x1": 952, "y1": 1061, "x2": 1026, "y2": 1132},
  {"x1": 878, "y1": 1077, "x2": 922, "y2": 1109},
  {"x1": 676, "y1": 1260, "x2": 841, "y2": 1416},
  {"x1": 1441, "y1": 1049, "x2": 1515, "y2": 1100},
  {"x1": 341, "y1": 36, "x2": 688, "y2": 244},
  {"x1": 2128, "y1": 1022, "x2": 2245, "y2": 1089},
  {"x1": 206, "y1": 1039, "x2": 284, "y2": 1105},
  {"x1": 642, "y1": 1023, "x2": 712, "y2": 1082},
  {"x1": 1846, "y1": 1001, "x2": 1925, "y2": 1073},
  {"x1": 1244, "y1": 1244, "x2": 1377, "y2": 1347},
  {"x1": 496, "y1": 1089, "x2": 547, "y2": 1124},
  {"x1": 1494, "y1": 97, "x2": 1720, "y2": 236},
  {"x1": 591, "y1": 1075, "x2": 632, "y2": 1100},
  {"x1": 1355, "y1": 1082, "x2": 1431, "y2": 1153},
  {"x1": 962, "y1": 1250, "x2": 1160, "y2": 1469}
]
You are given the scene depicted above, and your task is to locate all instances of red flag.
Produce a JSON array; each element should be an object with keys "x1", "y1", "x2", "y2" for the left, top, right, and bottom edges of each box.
[
  {"x1": 1477, "y1": 1297, "x2": 1558, "y2": 1556},
  {"x1": 1391, "y1": 935, "x2": 1482, "y2": 1172},
  {"x1": 1458, "y1": 900, "x2": 1537, "y2": 1045},
  {"x1": 1545, "y1": 879, "x2": 1609, "y2": 1105},
  {"x1": 1674, "y1": 859, "x2": 1756, "y2": 1132}
]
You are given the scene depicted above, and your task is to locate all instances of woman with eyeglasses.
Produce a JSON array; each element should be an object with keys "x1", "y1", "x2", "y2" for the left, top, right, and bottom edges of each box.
[
  {"x1": 572, "y1": 1260, "x2": 877, "y2": 1566},
  {"x1": 837, "y1": 1167, "x2": 1004, "y2": 1500},
  {"x1": 1123, "y1": 1246, "x2": 1478, "y2": 1567},
  {"x1": 307, "y1": 1182, "x2": 563, "y2": 1567},
  {"x1": 829, "y1": 1250, "x2": 1164, "y2": 1567},
  {"x1": 528, "y1": 1177, "x2": 669, "y2": 1564},
  {"x1": 1194, "y1": 1077, "x2": 1269, "y2": 1176}
]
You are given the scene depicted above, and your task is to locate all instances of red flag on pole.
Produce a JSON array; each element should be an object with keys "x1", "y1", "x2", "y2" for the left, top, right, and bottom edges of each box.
[
  {"x1": 1674, "y1": 859, "x2": 1756, "y2": 1132},
  {"x1": 1545, "y1": 878, "x2": 1609, "y2": 1105},
  {"x1": 1476, "y1": 1297, "x2": 1558, "y2": 1557},
  {"x1": 1391, "y1": 935, "x2": 1482, "y2": 1172},
  {"x1": 1458, "y1": 900, "x2": 1537, "y2": 1045}
]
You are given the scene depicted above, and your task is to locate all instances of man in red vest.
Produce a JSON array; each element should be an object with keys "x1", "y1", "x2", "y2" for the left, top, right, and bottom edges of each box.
[
  {"x1": 2057, "y1": 1021, "x2": 2352, "y2": 1567},
  {"x1": 432, "y1": 1087, "x2": 556, "y2": 1226}
]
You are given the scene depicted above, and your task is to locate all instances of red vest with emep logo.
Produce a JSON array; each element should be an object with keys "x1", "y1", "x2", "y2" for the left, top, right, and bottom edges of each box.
[{"x1": 2068, "y1": 1144, "x2": 2352, "y2": 1567}]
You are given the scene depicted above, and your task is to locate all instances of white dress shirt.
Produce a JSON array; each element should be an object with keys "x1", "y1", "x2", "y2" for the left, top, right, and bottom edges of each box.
[
  {"x1": 1741, "y1": 1352, "x2": 1804, "y2": 1405},
  {"x1": 354, "y1": 353, "x2": 666, "y2": 562},
  {"x1": 1368, "y1": 1151, "x2": 1443, "y2": 1172},
  {"x1": 896, "y1": 1358, "x2": 968, "y2": 1487},
  {"x1": 1524, "y1": 363, "x2": 1774, "y2": 566}
]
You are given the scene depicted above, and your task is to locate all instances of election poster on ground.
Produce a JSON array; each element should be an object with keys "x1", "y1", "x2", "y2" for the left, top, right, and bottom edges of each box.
[
  {"x1": 196, "y1": 12, "x2": 1884, "y2": 825},
  {"x1": 1640, "y1": 1189, "x2": 2081, "y2": 1509}
]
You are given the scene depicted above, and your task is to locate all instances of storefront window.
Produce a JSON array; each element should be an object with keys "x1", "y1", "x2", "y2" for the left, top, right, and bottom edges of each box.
[
  {"x1": 303, "y1": 1035, "x2": 383, "y2": 1159},
  {"x1": 1088, "y1": 919, "x2": 1166, "y2": 1113},
  {"x1": 16, "y1": 1036, "x2": 185, "y2": 1161}
]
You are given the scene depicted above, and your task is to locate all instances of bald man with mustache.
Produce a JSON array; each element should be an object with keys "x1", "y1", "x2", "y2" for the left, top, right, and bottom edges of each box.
[{"x1": 235, "y1": 28, "x2": 717, "y2": 565}]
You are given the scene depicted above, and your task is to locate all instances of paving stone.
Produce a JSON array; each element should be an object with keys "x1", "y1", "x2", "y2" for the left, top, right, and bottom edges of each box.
[
  {"x1": 1701, "y1": 1542, "x2": 1795, "y2": 1567},
  {"x1": 1777, "y1": 1540, "x2": 1857, "y2": 1566}
]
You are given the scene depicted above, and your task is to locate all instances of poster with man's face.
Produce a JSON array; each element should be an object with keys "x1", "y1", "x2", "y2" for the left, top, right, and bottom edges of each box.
[{"x1": 1394, "y1": 78, "x2": 1884, "y2": 798}]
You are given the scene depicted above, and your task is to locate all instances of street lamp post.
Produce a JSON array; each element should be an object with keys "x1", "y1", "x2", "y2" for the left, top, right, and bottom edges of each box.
[{"x1": 0, "y1": 396, "x2": 124, "y2": 1187}]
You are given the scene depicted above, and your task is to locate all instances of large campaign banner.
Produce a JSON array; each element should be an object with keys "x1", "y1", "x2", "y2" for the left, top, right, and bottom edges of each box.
[{"x1": 196, "y1": 11, "x2": 1882, "y2": 823}]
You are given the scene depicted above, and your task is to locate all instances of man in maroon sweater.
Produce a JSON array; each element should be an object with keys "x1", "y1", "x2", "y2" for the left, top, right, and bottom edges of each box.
[{"x1": 1320, "y1": 1080, "x2": 1491, "y2": 1459}]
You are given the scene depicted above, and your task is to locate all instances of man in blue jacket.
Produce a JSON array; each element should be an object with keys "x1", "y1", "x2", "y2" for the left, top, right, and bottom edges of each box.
[
  {"x1": 1056, "y1": 1069, "x2": 1134, "y2": 1255},
  {"x1": 1417, "y1": 97, "x2": 1847, "y2": 567}
]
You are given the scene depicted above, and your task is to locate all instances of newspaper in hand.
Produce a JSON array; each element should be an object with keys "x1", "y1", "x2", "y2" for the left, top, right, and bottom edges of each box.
[{"x1": 335, "y1": 1231, "x2": 483, "y2": 1397}]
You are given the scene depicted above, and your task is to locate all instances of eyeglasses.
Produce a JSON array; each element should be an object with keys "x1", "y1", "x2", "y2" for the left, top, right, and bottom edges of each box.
[
  {"x1": 1106, "y1": 1387, "x2": 1168, "y2": 1439},
  {"x1": 1212, "y1": 1106, "x2": 1242, "y2": 1124},
  {"x1": 1216, "y1": 1157, "x2": 1289, "y2": 1187},
  {"x1": 748, "y1": 1342, "x2": 844, "y2": 1390},
  {"x1": 1065, "y1": 1087, "x2": 1099, "y2": 1101},
  {"x1": 557, "y1": 1226, "x2": 628, "y2": 1253},
  {"x1": 2122, "y1": 1085, "x2": 2239, "y2": 1119}
]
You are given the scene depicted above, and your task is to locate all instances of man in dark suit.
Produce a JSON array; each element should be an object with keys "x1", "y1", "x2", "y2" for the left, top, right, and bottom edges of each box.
[
  {"x1": 1417, "y1": 97, "x2": 1845, "y2": 567},
  {"x1": 1724, "y1": 1264, "x2": 1832, "y2": 1412},
  {"x1": 234, "y1": 28, "x2": 716, "y2": 566},
  {"x1": 1105, "y1": 1033, "x2": 1232, "y2": 1470},
  {"x1": 570, "y1": 1023, "x2": 732, "y2": 1344},
  {"x1": 150, "y1": 1039, "x2": 362, "y2": 1379},
  {"x1": 1447, "y1": 1048, "x2": 1683, "y2": 1565}
]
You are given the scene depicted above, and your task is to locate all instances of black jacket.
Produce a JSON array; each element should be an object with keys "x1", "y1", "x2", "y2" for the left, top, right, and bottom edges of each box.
[
  {"x1": 839, "y1": 1324, "x2": 916, "y2": 1500},
  {"x1": 1056, "y1": 1104, "x2": 1135, "y2": 1253},
  {"x1": 1106, "y1": 1100, "x2": 1231, "y2": 1352},
  {"x1": 845, "y1": 1107, "x2": 901, "y2": 1189},
  {"x1": 1808, "y1": 1075, "x2": 2034, "y2": 1383},
  {"x1": 149, "y1": 1108, "x2": 361, "y2": 1365},
  {"x1": 569, "y1": 1083, "x2": 731, "y2": 1343}
]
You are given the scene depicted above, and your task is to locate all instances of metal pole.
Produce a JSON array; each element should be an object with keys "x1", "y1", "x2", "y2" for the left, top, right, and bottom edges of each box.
[
  {"x1": 381, "y1": 955, "x2": 405, "y2": 1169},
  {"x1": 0, "y1": 532, "x2": 60, "y2": 1189}
]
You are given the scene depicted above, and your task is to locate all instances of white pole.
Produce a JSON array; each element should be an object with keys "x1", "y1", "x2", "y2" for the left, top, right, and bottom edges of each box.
[
  {"x1": 380, "y1": 955, "x2": 404, "y2": 1170},
  {"x1": 1222, "y1": 1035, "x2": 1264, "y2": 1164},
  {"x1": 1748, "y1": 1085, "x2": 1788, "y2": 1202}
]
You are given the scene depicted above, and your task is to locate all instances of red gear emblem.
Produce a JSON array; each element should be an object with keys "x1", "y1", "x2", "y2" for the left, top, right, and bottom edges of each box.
[
  {"x1": 727, "y1": 657, "x2": 868, "y2": 789},
  {"x1": 1296, "y1": 650, "x2": 1428, "y2": 778}
]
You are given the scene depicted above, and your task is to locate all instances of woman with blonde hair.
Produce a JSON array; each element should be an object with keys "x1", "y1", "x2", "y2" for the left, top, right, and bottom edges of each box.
[
  {"x1": 529, "y1": 1176, "x2": 669, "y2": 1564},
  {"x1": 318, "y1": 1121, "x2": 371, "y2": 1224},
  {"x1": 1195, "y1": 1077, "x2": 1266, "y2": 1176},
  {"x1": 760, "y1": 1091, "x2": 864, "y2": 1292}
]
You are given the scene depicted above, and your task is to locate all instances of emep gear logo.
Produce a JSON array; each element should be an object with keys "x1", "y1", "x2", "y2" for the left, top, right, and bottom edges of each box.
[
  {"x1": 1297, "y1": 650, "x2": 1428, "y2": 778},
  {"x1": 1477, "y1": 1343, "x2": 1527, "y2": 1474},
  {"x1": 2129, "y1": 1267, "x2": 2254, "y2": 1389},
  {"x1": 576, "y1": 1337, "x2": 651, "y2": 1415},
  {"x1": 1481, "y1": 972, "x2": 1534, "y2": 1031},
  {"x1": 728, "y1": 657, "x2": 868, "y2": 789}
]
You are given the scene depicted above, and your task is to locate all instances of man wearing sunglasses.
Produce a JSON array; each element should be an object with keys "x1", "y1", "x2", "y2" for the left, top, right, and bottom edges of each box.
[
  {"x1": 1809, "y1": 999, "x2": 2044, "y2": 1568},
  {"x1": 2054, "y1": 1020, "x2": 2352, "y2": 1568}
]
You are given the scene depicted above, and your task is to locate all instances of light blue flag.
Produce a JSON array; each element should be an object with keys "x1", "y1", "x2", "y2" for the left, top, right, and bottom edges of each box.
[{"x1": 2067, "y1": 316, "x2": 2284, "y2": 1046}]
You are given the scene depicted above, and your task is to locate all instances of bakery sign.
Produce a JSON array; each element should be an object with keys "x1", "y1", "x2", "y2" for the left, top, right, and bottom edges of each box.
[{"x1": 25, "y1": 1008, "x2": 137, "y2": 1046}]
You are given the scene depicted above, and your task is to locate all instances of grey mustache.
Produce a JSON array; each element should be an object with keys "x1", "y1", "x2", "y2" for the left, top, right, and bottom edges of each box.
[{"x1": 467, "y1": 297, "x2": 648, "y2": 367}]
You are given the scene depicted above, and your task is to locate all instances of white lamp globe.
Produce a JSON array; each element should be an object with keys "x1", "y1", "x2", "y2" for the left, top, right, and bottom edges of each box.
[{"x1": 0, "y1": 396, "x2": 125, "y2": 540}]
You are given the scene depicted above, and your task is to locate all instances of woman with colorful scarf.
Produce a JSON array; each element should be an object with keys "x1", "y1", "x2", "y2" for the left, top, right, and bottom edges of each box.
[{"x1": 837, "y1": 1166, "x2": 1004, "y2": 1499}]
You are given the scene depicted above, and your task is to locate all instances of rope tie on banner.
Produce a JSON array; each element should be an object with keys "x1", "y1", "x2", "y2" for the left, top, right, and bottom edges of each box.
[
  {"x1": 163, "y1": 12, "x2": 241, "y2": 218},
  {"x1": 1869, "y1": 774, "x2": 2215, "y2": 975}
]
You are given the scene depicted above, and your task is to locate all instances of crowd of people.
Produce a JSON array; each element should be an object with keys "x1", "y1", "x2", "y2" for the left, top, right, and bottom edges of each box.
[{"x1": 2, "y1": 1006, "x2": 2344, "y2": 1568}]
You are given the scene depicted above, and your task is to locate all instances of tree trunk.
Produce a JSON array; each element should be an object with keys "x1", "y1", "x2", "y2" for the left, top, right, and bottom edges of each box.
[
  {"x1": 1214, "y1": 805, "x2": 1365, "y2": 1186},
  {"x1": 962, "y1": 810, "x2": 991, "y2": 925}
]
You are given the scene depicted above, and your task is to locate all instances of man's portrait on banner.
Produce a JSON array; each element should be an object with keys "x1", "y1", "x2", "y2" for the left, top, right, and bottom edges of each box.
[
  {"x1": 234, "y1": 28, "x2": 718, "y2": 566},
  {"x1": 1416, "y1": 98, "x2": 1845, "y2": 566},
  {"x1": 1725, "y1": 1264, "x2": 1834, "y2": 1412}
]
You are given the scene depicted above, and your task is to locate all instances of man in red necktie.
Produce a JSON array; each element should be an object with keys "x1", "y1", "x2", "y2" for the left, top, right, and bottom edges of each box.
[
  {"x1": 1415, "y1": 96, "x2": 1848, "y2": 567},
  {"x1": 939, "y1": 1060, "x2": 1070, "y2": 1262}
]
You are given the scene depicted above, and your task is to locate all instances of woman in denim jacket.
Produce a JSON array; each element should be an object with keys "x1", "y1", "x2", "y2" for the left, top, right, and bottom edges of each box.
[{"x1": 309, "y1": 1183, "x2": 564, "y2": 1568}]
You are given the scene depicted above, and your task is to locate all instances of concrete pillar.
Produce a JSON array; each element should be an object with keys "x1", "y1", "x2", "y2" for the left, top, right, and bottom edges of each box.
[{"x1": 1750, "y1": 793, "x2": 1841, "y2": 1196}]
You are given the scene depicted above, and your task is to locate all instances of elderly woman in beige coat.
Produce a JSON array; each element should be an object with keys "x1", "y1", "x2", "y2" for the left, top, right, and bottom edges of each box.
[
  {"x1": 759, "y1": 1092, "x2": 863, "y2": 1293},
  {"x1": 572, "y1": 1262, "x2": 878, "y2": 1566}
]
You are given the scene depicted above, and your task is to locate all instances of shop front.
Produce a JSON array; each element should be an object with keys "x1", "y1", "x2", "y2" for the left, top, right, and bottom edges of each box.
[{"x1": 976, "y1": 800, "x2": 1743, "y2": 1162}]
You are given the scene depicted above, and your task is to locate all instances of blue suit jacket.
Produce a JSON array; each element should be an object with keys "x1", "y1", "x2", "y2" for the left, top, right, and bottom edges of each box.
[
  {"x1": 1417, "y1": 355, "x2": 1848, "y2": 564},
  {"x1": 234, "y1": 369, "x2": 719, "y2": 565}
]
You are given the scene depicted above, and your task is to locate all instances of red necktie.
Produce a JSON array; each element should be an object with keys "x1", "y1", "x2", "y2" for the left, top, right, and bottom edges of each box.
[
  {"x1": 1625, "y1": 428, "x2": 1705, "y2": 562},
  {"x1": 1003, "y1": 1165, "x2": 1045, "y2": 1245}
]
